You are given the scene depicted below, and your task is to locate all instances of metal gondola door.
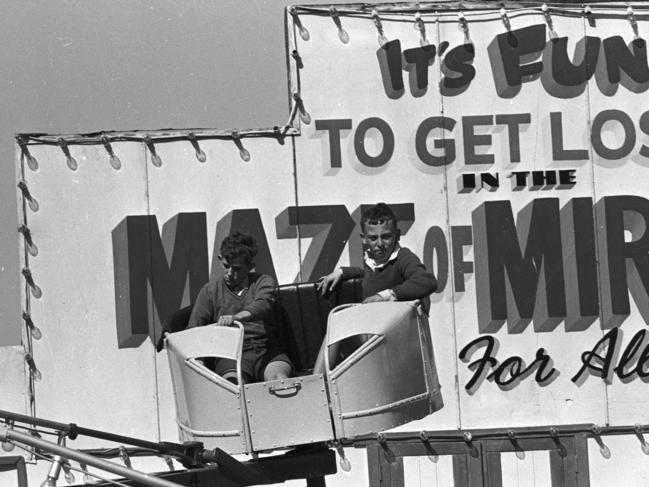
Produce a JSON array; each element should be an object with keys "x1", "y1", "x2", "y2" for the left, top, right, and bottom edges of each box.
[{"x1": 325, "y1": 302, "x2": 443, "y2": 441}]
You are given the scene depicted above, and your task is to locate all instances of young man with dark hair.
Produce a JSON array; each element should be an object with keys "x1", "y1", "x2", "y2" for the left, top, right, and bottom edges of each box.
[
  {"x1": 317, "y1": 202, "x2": 437, "y2": 305},
  {"x1": 313, "y1": 203, "x2": 437, "y2": 372},
  {"x1": 187, "y1": 232, "x2": 293, "y2": 384}
]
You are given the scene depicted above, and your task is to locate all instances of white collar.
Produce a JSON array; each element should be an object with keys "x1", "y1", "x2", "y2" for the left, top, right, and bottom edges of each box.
[{"x1": 364, "y1": 245, "x2": 400, "y2": 271}]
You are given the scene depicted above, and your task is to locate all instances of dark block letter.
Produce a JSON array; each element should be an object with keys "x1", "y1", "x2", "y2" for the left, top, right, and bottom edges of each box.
[{"x1": 113, "y1": 213, "x2": 209, "y2": 348}]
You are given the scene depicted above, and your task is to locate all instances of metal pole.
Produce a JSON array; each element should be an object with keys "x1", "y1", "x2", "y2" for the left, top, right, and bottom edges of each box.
[
  {"x1": 0, "y1": 426, "x2": 183, "y2": 487},
  {"x1": 0, "y1": 409, "x2": 185, "y2": 454}
]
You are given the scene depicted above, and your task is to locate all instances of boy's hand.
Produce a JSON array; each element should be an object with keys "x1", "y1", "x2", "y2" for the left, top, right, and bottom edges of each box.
[
  {"x1": 362, "y1": 294, "x2": 384, "y2": 304},
  {"x1": 316, "y1": 268, "x2": 343, "y2": 295},
  {"x1": 363, "y1": 289, "x2": 396, "y2": 304},
  {"x1": 216, "y1": 310, "x2": 251, "y2": 326},
  {"x1": 216, "y1": 315, "x2": 234, "y2": 326}
]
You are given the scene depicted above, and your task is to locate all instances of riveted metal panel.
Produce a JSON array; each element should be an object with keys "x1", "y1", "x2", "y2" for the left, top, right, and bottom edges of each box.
[
  {"x1": 166, "y1": 325, "x2": 250, "y2": 454},
  {"x1": 244, "y1": 374, "x2": 334, "y2": 451},
  {"x1": 326, "y1": 302, "x2": 442, "y2": 439}
]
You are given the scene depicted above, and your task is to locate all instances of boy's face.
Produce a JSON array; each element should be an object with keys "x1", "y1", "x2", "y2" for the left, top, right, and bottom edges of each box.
[
  {"x1": 220, "y1": 256, "x2": 251, "y2": 289},
  {"x1": 362, "y1": 221, "x2": 399, "y2": 265}
]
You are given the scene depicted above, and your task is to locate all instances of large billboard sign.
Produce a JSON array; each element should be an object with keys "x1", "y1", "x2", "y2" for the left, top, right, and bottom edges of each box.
[
  {"x1": 288, "y1": 2, "x2": 649, "y2": 430},
  {"x1": 4, "y1": 2, "x2": 649, "y2": 485}
]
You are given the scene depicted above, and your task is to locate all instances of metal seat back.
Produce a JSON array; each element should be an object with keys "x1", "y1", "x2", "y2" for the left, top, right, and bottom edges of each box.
[
  {"x1": 325, "y1": 301, "x2": 443, "y2": 440},
  {"x1": 165, "y1": 324, "x2": 251, "y2": 453}
]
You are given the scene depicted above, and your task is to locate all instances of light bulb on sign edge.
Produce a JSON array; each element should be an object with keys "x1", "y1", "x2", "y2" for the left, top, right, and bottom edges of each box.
[
  {"x1": 414, "y1": 12, "x2": 428, "y2": 46},
  {"x1": 187, "y1": 133, "x2": 207, "y2": 162},
  {"x1": 289, "y1": 7, "x2": 310, "y2": 41},
  {"x1": 592, "y1": 425, "x2": 611, "y2": 459},
  {"x1": 18, "y1": 225, "x2": 38, "y2": 257},
  {"x1": 382, "y1": 447, "x2": 396, "y2": 465},
  {"x1": 338, "y1": 27, "x2": 349, "y2": 44},
  {"x1": 18, "y1": 181, "x2": 40, "y2": 212},
  {"x1": 371, "y1": 9, "x2": 388, "y2": 47},
  {"x1": 163, "y1": 455, "x2": 175, "y2": 471},
  {"x1": 25, "y1": 353, "x2": 42, "y2": 381},
  {"x1": 2, "y1": 441, "x2": 15, "y2": 452},
  {"x1": 299, "y1": 25, "x2": 310, "y2": 41},
  {"x1": 599, "y1": 443, "x2": 611, "y2": 459},
  {"x1": 30, "y1": 324, "x2": 42, "y2": 340},
  {"x1": 500, "y1": 7, "x2": 511, "y2": 31},
  {"x1": 23, "y1": 312, "x2": 42, "y2": 340},
  {"x1": 339, "y1": 454, "x2": 351, "y2": 472},
  {"x1": 329, "y1": 7, "x2": 349, "y2": 44},
  {"x1": 66, "y1": 156, "x2": 78, "y2": 171},
  {"x1": 28, "y1": 197, "x2": 39, "y2": 212},
  {"x1": 333, "y1": 442, "x2": 351, "y2": 472},
  {"x1": 80, "y1": 463, "x2": 93, "y2": 484},
  {"x1": 231, "y1": 132, "x2": 251, "y2": 162},
  {"x1": 31, "y1": 284, "x2": 43, "y2": 299},
  {"x1": 144, "y1": 136, "x2": 163, "y2": 167},
  {"x1": 101, "y1": 136, "x2": 121, "y2": 170},
  {"x1": 109, "y1": 154, "x2": 121, "y2": 170},
  {"x1": 26, "y1": 154, "x2": 39, "y2": 171},
  {"x1": 292, "y1": 93, "x2": 311, "y2": 125},
  {"x1": 63, "y1": 465, "x2": 75, "y2": 484},
  {"x1": 58, "y1": 139, "x2": 78, "y2": 171},
  {"x1": 27, "y1": 242, "x2": 38, "y2": 257},
  {"x1": 18, "y1": 137, "x2": 38, "y2": 171},
  {"x1": 299, "y1": 108, "x2": 311, "y2": 125}
]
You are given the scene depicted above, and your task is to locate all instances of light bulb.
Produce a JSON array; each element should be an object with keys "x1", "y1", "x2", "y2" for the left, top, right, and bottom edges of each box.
[
  {"x1": 28, "y1": 198, "x2": 39, "y2": 212},
  {"x1": 30, "y1": 325, "x2": 42, "y2": 340},
  {"x1": 299, "y1": 107, "x2": 311, "y2": 125},
  {"x1": 289, "y1": 7, "x2": 309, "y2": 41},
  {"x1": 382, "y1": 448, "x2": 396, "y2": 465},
  {"x1": 339, "y1": 454, "x2": 352, "y2": 472},
  {"x1": 27, "y1": 242, "x2": 39, "y2": 257},
  {"x1": 66, "y1": 155, "x2": 78, "y2": 171},
  {"x1": 80, "y1": 463, "x2": 93, "y2": 483},
  {"x1": 63, "y1": 467, "x2": 75, "y2": 484},
  {"x1": 26, "y1": 154, "x2": 39, "y2": 171},
  {"x1": 642, "y1": 442, "x2": 649, "y2": 455},
  {"x1": 144, "y1": 137, "x2": 162, "y2": 167},
  {"x1": 299, "y1": 25, "x2": 310, "y2": 41},
  {"x1": 31, "y1": 284, "x2": 43, "y2": 299},
  {"x1": 109, "y1": 154, "x2": 121, "y2": 170},
  {"x1": 599, "y1": 443, "x2": 611, "y2": 459},
  {"x1": 334, "y1": 443, "x2": 351, "y2": 472}
]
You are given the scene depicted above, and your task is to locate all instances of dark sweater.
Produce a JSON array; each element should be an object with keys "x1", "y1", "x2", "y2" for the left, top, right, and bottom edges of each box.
[
  {"x1": 341, "y1": 247, "x2": 437, "y2": 304},
  {"x1": 187, "y1": 272, "x2": 279, "y2": 350}
]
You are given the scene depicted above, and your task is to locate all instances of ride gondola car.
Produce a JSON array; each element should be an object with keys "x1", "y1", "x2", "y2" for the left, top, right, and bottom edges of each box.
[{"x1": 164, "y1": 280, "x2": 443, "y2": 455}]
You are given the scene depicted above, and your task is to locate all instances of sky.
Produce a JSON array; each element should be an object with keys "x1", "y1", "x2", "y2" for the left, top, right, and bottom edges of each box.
[{"x1": 0, "y1": 0, "x2": 391, "y2": 345}]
